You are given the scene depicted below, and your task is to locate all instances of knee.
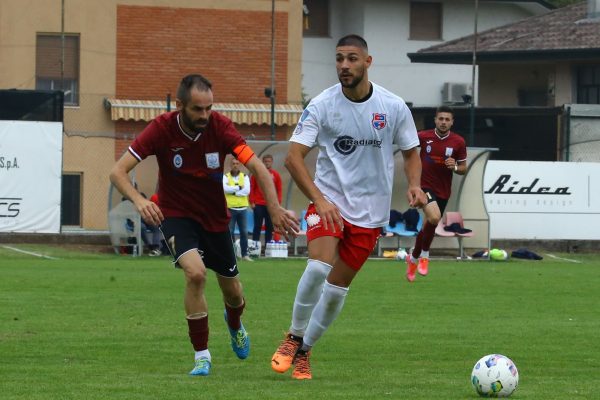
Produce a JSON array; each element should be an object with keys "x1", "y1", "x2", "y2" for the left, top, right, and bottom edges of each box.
[
  {"x1": 186, "y1": 269, "x2": 207, "y2": 287},
  {"x1": 426, "y1": 214, "x2": 441, "y2": 226},
  {"x1": 222, "y1": 281, "x2": 244, "y2": 305},
  {"x1": 425, "y1": 209, "x2": 441, "y2": 226}
]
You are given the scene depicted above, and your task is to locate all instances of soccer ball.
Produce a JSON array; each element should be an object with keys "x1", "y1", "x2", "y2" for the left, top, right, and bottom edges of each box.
[
  {"x1": 489, "y1": 248, "x2": 508, "y2": 261},
  {"x1": 395, "y1": 248, "x2": 408, "y2": 261},
  {"x1": 471, "y1": 354, "x2": 519, "y2": 397}
]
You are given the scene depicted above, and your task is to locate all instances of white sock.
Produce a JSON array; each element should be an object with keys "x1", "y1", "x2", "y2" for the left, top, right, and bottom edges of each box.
[
  {"x1": 420, "y1": 250, "x2": 430, "y2": 259},
  {"x1": 194, "y1": 349, "x2": 211, "y2": 361},
  {"x1": 290, "y1": 259, "x2": 332, "y2": 337},
  {"x1": 302, "y1": 281, "x2": 349, "y2": 349}
]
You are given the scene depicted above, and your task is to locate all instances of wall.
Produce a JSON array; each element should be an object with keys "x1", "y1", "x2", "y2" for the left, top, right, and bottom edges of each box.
[
  {"x1": 115, "y1": 5, "x2": 290, "y2": 103},
  {"x1": 478, "y1": 63, "x2": 555, "y2": 107},
  {"x1": 301, "y1": 0, "x2": 548, "y2": 106},
  {"x1": 0, "y1": 0, "x2": 303, "y2": 230}
]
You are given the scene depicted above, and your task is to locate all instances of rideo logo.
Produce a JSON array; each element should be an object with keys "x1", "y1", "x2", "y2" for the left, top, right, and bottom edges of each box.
[
  {"x1": 485, "y1": 175, "x2": 571, "y2": 195},
  {"x1": 0, "y1": 197, "x2": 21, "y2": 217}
]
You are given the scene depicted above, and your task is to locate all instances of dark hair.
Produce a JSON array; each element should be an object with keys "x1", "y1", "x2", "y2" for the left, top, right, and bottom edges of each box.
[
  {"x1": 262, "y1": 154, "x2": 273, "y2": 160},
  {"x1": 177, "y1": 74, "x2": 212, "y2": 104},
  {"x1": 436, "y1": 105, "x2": 454, "y2": 117},
  {"x1": 336, "y1": 34, "x2": 368, "y2": 51}
]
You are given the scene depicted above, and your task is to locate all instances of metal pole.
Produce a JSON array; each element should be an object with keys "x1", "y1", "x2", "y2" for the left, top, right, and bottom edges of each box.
[
  {"x1": 60, "y1": 0, "x2": 65, "y2": 93},
  {"x1": 469, "y1": 0, "x2": 479, "y2": 145},
  {"x1": 270, "y1": 0, "x2": 276, "y2": 140}
]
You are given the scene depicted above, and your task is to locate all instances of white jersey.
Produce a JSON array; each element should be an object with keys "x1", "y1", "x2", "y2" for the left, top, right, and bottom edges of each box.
[{"x1": 290, "y1": 82, "x2": 419, "y2": 228}]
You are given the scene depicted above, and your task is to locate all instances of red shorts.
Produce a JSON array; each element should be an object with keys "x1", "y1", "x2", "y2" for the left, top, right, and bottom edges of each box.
[{"x1": 304, "y1": 204, "x2": 380, "y2": 271}]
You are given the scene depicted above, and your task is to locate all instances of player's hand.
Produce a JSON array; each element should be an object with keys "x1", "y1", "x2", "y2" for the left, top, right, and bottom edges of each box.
[
  {"x1": 314, "y1": 197, "x2": 343, "y2": 233},
  {"x1": 407, "y1": 186, "x2": 427, "y2": 209},
  {"x1": 136, "y1": 198, "x2": 164, "y2": 226},
  {"x1": 444, "y1": 157, "x2": 457, "y2": 170},
  {"x1": 270, "y1": 207, "x2": 300, "y2": 241}
]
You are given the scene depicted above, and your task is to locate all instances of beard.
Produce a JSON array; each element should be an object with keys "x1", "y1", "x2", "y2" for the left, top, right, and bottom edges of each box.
[
  {"x1": 338, "y1": 69, "x2": 365, "y2": 89},
  {"x1": 180, "y1": 109, "x2": 209, "y2": 132}
]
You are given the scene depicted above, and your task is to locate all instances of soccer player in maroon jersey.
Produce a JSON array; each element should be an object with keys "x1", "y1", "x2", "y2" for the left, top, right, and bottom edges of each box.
[
  {"x1": 406, "y1": 106, "x2": 467, "y2": 282},
  {"x1": 109, "y1": 74, "x2": 299, "y2": 376}
]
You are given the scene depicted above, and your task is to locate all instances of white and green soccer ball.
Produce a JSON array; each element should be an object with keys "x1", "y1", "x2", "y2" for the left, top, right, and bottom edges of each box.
[
  {"x1": 471, "y1": 354, "x2": 519, "y2": 397},
  {"x1": 489, "y1": 248, "x2": 508, "y2": 261}
]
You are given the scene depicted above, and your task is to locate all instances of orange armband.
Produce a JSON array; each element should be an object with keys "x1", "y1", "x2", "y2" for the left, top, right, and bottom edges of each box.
[{"x1": 233, "y1": 144, "x2": 255, "y2": 165}]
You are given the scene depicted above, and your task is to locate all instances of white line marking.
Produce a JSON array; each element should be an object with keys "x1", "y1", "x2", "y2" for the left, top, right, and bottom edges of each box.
[
  {"x1": 1, "y1": 245, "x2": 59, "y2": 260},
  {"x1": 545, "y1": 253, "x2": 582, "y2": 264}
]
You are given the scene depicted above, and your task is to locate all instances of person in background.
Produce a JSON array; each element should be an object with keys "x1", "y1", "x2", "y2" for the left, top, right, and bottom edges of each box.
[
  {"x1": 405, "y1": 105, "x2": 467, "y2": 282},
  {"x1": 223, "y1": 158, "x2": 253, "y2": 262},
  {"x1": 110, "y1": 74, "x2": 298, "y2": 377},
  {"x1": 249, "y1": 154, "x2": 282, "y2": 249}
]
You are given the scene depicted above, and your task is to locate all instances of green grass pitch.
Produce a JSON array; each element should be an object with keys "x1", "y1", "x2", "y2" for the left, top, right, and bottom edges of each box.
[{"x1": 0, "y1": 244, "x2": 598, "y2": 399}]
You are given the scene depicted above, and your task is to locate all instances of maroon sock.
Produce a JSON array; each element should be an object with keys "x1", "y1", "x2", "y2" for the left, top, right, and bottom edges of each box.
[
  {"x1": 412, "y1": 230, "x2": 424, "y2": 258},
  {"x1": 225, "y1": 301, "x2": 245, "y2": 330},
  {"x1": 187, "y1": 315, "x2": 208, "y2": 351},
  {"x1": 421, "y1": 222, "x2": 437, "y2": 252}
]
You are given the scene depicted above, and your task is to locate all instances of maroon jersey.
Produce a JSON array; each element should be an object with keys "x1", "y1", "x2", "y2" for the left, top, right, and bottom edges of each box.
[
  {"x1": 418, "y1": 129, "x2": 467, "y2": 199},
  {"x1": 129, "y1": 111, "x2": 249, "y2": 231}
]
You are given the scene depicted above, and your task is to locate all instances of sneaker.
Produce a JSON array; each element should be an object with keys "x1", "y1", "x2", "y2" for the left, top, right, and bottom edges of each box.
[
  {"x1": 148, "y1": 249, "x2": 162, "y2": 257},
  {"x1": 189, "y1": 357, "x2": 211, "y2": 376},
  {"x1": 241, "y1": 255, "x2": 254, "y2": 262},
  {"x1": 224, "y1": 311, "x2": 250, "y2": 359},
  {"x1": 291, "y1": 350, "x2": 312, "y2": 380},
  {"x1": 406, "y1": 256, "x2": 418, "y2": 282},
  {"x1": 417, "y1": 257, "x2": 429, "y2": 276},
  {"x1": 271, "y1": 333, "x2": 302, "y2": 373}
]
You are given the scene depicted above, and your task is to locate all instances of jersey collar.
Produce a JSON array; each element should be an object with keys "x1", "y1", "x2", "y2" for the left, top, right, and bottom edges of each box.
[
  {"x1": 177, "y1": 113, "x2": 203, "y2": 141},
  {"x1": 342, "y1": 82, "x2": 373, "y2": 103},
  {"x1": 434, "y1": 128, "x2": 451, "y2": 140}
]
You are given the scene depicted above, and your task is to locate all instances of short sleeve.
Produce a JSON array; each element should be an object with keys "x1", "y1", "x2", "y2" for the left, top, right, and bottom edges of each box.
[
  {"x1": 393, "y1": 102, "x2": 419, "y2": 150},
  {"x1": 456, "y1": 136, "x2": 468, "y2": 162},
  {"x1": 289, "y1": 104, "x2": 319, "y2": 148},
  {"x1": 129, "y1": 119, "x2": 161, "y2": 161}
]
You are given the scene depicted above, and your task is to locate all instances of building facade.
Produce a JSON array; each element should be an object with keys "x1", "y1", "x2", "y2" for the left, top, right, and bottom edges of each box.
[
  {"x1": 0, "y1": 0, "x2": 304, "y2": 230},
  {"x1": 301, "y1": 0, "x2": 552, "y2": 106}
]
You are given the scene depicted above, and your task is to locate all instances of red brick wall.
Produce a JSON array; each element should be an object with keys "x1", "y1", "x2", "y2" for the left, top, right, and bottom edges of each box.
[{"x1": 116, "y1": 5, "x2": 289, "y2": 103}]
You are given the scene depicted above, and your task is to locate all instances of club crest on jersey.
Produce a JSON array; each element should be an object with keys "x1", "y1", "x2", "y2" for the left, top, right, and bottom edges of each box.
[
  {"x1": 205, "y1": 152, "x2": 220, "y2": 169},
  {"x1": 173, "y1": 154, "x2": 183, "y2": 168},
  {"x1": 372, "y1": 113, "x2": 386, "y2": 130}
]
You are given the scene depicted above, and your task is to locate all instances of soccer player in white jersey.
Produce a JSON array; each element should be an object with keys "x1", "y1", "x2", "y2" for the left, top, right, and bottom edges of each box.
[{"x1": 271, "y1": 34, "x2": 427, "y2": 379}]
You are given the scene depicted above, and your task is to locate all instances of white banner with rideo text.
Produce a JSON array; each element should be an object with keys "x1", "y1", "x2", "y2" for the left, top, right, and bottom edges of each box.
[
  {"x1": 484, "y1": 161, "x2": 600, "y2": 240},
  {"x1": 0, "y1": 121, "x2": 62, "y2": 233}
]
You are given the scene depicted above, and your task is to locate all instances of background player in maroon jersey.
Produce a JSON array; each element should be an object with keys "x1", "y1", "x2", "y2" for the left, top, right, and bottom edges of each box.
[
  {"x1": 110, "y1": 74, "x2": 299, "y2": 376},
  {"x1": 406, "y1": 106, "x2": 467, "y2": 282},
  {"x1": 249, "y1": 154, "x2": 283, "y2": 249}
]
